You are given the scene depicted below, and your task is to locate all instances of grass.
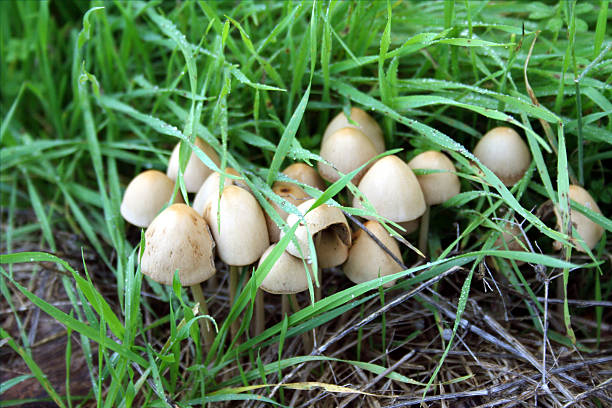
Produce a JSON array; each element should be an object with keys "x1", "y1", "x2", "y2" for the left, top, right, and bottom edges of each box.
[{"x1": 1, "y1": 0, "x2": 611, "y2": 406}]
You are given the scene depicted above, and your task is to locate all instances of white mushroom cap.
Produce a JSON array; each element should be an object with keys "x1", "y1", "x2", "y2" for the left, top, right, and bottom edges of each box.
[
  {"x1": 317, "y1": 127, "x2": 377, "y2": 184},
  {"x1": 352, "y1": 155, "x2": 426, "y2": 223},
  {"x1": 193, "y1": 168, "x2": 249, "y2": 215},
  {"x1": 265, "y1": 182, "x2": 310, "y2": 243},
  {"x1": 343, "y1": 220, "x2": 403, "y2": 287},
  {"x1": 258, "y1": 245, "x2": 315, "y2": 294},
  {"x1": 282, "y1": 162, "x2": 326, "y2": 191},
  {"x1": 140, "y1": 204, "x2": 215, "y2": 286},
  {"x1": 408, "y1": 151, "x2": 460, "y2": 206},
  {"x1": 323, "y1": 107, "x2": 385, "y2": 154},
  {"x1": 120, "y1": 170, "x2": 183, "y2": 228},
  {"x1": 203, "y1": 185, "x2": 269, "y2": 266},
  {"x1": 167, "y1": 137, "x2": 221, "y2": 193},
  {"x1": 281, "y1": 199, "x2": 351, "y2": 260},
  {"x1": 554, "y1": 185, "x2": 604, "y2": 252},
  {"x1": 473, "y1": 127, "x2": 531, "y2": 186}
]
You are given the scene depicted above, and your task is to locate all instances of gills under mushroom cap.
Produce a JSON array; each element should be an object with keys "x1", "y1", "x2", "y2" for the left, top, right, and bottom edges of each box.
[
  {"x1": 120, "y1": 170, "x2": 182, "y2": 228},
  {"x1": 140, "y1": 204, "x2": 215, "y2": 286}
]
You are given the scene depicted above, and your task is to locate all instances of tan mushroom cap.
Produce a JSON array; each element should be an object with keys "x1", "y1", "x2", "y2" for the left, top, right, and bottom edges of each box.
[
  {"x1": 167, "y1": 137, "x2": 221, "y2": 193},
  {"x1": 265, "y1": 182, "x2": 310, "y2": 243},
  {"x1": 343, "y1": 220, "x2": 403, "y2": 287},
  {"x1": 120, "y1": 170, "x2": 183, "y2": 228},
  {"x1": 323, "y1": 107, "x2": 385, "y2": 154},
  {"x1": 408, "y1": 151, "x2": 460, "y2": 206},
  {"x1": 140, "y1": 204, "x2": 215, "y2": 286},
  {"x1": 281, "y1": 199, "x2": 351, "y2": 260},
  {"x1": 258, "y1": 245, "x2": 315, "y2": 294},
  {"x1": 353, "y1": 155, "x2": 426, "y2": 223},
  {"x1": 473, "y1": 127, "x2": 531, "y2": 186},
  {"x1": 203, "y1": 185, "x2": 269, "y2": 266},
  {"x1": 318, "y1": 127, "x2": 377, "y2": 184},
  {"x1": 282, "y1": 163, "x2": 326, "y2": 191},
  {"x1": 193, "y1": 168, "x2": 249, "y2": 215},
  {"x1": 554, "y1": 185, "x2": 604, "y2": 252},
  {"x1": 495, "y1": 222, "x2": 527, "y2": 252},
  {"x1": 315, "y1": 229, "x2": 350, "y2": 268}
]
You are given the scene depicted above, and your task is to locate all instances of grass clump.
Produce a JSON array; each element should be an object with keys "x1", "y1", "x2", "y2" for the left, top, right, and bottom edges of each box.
[{"x1": 1, "y1": 1, "x2": 611, "y2": 407}]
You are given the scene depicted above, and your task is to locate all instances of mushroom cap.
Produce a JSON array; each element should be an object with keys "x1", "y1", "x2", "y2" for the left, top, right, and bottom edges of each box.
[
  {"x1": 167, "y1": 137, "x2": 221, "y2": 193},
  {"x1": 408, "y1": 151, "x2": 460, "y2": 206},
  {"x1": 203, "y1": 185, "x2": 269, "y2": 266},
  {"x1": 323, "y1": 107, "x2": 385, "y2": 154},
  {"x1": 315, "y1": 229, "x2": 350, "y2": 268},
  {"x1": 120, "y1": 170, "x2": 182, "y2": 228},
  {"x1": 495, "y1": 222, "x2": 527, "y2": 252},
  {"x1": 258, "y1": 245, "x2": 315, "y2": 294},
  {"x1": 193, "y1": 168, "x2": 249, "y2": 215},
  {"x1": 140, "y1": 204, "x2": 215, "y2": 286},
  {"x1": 282, "y1": 162, "x2": 326, "y2": 191},
  {"x1": 317, "y1": 127, "x2": 378, "y2": 184},
  {"x1": 554, "y1": 185, "x2": 604, "y2": 252},
  {"x1": 343, "y1": 220, "x2": 403, "y2": 287},
  {"x1": 352, "y1": 155, "x2": 426, "y2": 223},
  {"x1": 473, "y1": 127, "x2": 531, "y2": 186},
  {"x1": 281, "y1": 199, "x2": 351, "y2": 260},
  {"x1": 265, "y1": 182, "x2": 311, "y2": 243}
]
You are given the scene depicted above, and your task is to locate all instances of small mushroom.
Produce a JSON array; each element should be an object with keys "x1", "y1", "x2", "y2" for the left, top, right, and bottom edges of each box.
[
  {"x1": 408, "y1": 151, "x2": 461, "y2": 254},
  {"x1": 317, "y1": 127, "x2": 378, "y2": 184},
  {"x1": 193, "y1": 168, "x2": 249, "y2": 215},
  {"x1": 554, "y1": 185, "x2": 604, "y2": 252},
  {"x1": 473, "y1": 127, "x2": 531, "y2": 186},
  {"x1": 265, "y1": 182, "x2": 310, "y2": 243},
  {"x1": 352, "y1": 155, "x2": 426, "y2": 223},
  {"x1": 120, "y1": 170, "x2": 183, "y2": 228},
  {"x1": 140, "y1": 203, "x2": 216, "y2": 346},
  {"x1": 167, "y1": 137, "x2": 220, "y2": 193},
  {"x1": 323, "y1": 107, "x2": 385, "y2": 154},
  {"x1": 343, "y1": 220, "x2": 403, "y2": 287},
  {"x1": 314, "y1": 229, "x2": 350, "y2": 268},
  {"x1": 282, "y1": 162, "x2": 326, "y2": 191}
]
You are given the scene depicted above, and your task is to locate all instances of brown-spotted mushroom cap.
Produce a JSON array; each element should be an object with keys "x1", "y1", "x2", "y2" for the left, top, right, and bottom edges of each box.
[
  {"x1": 352, "y1": 155, "x2": 426, "y2": 223},
  {"x1": 281, "y1": 199, "x2": 351, "y2": 261},
  {"x1": 554, "y1": 185, "x2": 604, "y2": 252},
  {"x1": 323, "y1": 107, "x2": 385, "y2": 154},
  {"x1": 282, "y1": 163, "x2": 326, "y2": 191},
  {"x1": 258, "y1": 245, "x2": 315, "y2": 294},
  {"x1": 193, "y1": 168, "x2": 249, "y2": 215},
  {"x1": 203, "y1": 185, "x2": 269, "y2": 266},
  {"x1": 140, "y1": 204, "x2": 215, "y2": 286},
  {"x1": 265, "y1": 182, "x2": 310, "y2": 243},
  {"x1": 343, "y1": 220, "x2": 402, "y2": 287},
  {"x1": 167, "y1": 137, "x2": 221, "y2": 193},
  {"x1": 120, "y1": 170, "x2": 183, "y2": 228},
  {"x1": 473, "y1": 127, "x2": 531, "y2": 186},
  {"x1": 408, "y1": 151, "x2": 460, "y2": 205},
  {"x1": 317, "y1": 127, "x2": 377, "y2": 184}
]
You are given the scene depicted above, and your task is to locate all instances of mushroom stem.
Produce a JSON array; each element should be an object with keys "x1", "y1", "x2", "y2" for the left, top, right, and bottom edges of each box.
[
  {"x1": 254, "y1": 289, "x2": 265, "y2": 337},
  {"x1": 229, "y1": 265, "x2": 241, "y2": 340},
  {"x1": 189, "y1": 284, "x2": 214, "y2": 348},
  {"x1": 288, "y1": 294, "x2": 313, "y2": 353},
  {"x1": 208, "y1": 274, "x2": 219, "y2": 293},
  {"x1": 281, "y1": 295, "x2": 290, "y2": 318},
  {"x1": 418, "y1": 205, "x2": 431, "y2": 257}
]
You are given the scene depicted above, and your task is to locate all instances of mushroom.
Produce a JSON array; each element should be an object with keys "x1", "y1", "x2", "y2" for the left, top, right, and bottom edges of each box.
[
  {"x1": 473, "y1": 127, "x2": 531, "y2": 186},
  {"x1": 407, "y1": 151, "x2": 461, "y2": 254},
  {"x1": 120, "y1": 170, "x2": 183, "y2": 228},
  {"x1": 281, "y1": 198, "x2": 351, "y2": 300},
  {"x1": 343, "y1": 220, "x2": 403, "y2": 287},
  {"x1": 323, "y1": 107, "x2": 385, "y2": 154},
  {"x1": 265, "y1": 182, "x2": 310, "y2": 243},
  {"x1": 257, "y1": 244, "x2": 316, "y2": 350},
  {"x1": 167, "y1": 137, "x2": 221, "y2": 193},
  {"x1": 140, "y1": 203, "x2": 216, "y2": 347},
  {"x1": 554, "y1": 185, "x2": 604, "y2": 252},
  {"x1": 193, "y1": 168, "x2": 249, "y2": 215},
  {"x1": 282, "y1": 162, "x2": 327, "y2": 191},
  {"x1": 352, "y1": 155, "x2": 426, "y2": 224},
  {"x1": 317, "y1": 127, "x2": 378, "y2": 184},
  {"x1": 203, "y1": 185, "x2": 269, "y2": 338}
]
